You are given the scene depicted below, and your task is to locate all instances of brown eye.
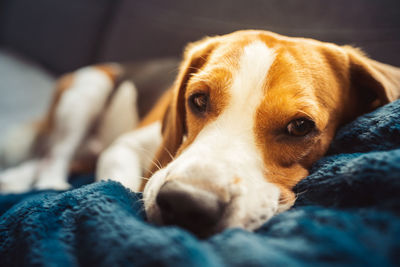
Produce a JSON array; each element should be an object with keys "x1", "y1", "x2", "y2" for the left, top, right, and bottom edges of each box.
[
  {"x1": 287, "y1": 118, "x2": 315, "y2": 137},
  {"x1": 189, "y1": 93, "x2": 208, "y2": 114}
]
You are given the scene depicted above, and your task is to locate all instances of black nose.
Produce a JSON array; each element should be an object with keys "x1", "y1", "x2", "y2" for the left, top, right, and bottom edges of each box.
[{"x1": 156, "y1": 181, "x2": 227, "y2": 235}]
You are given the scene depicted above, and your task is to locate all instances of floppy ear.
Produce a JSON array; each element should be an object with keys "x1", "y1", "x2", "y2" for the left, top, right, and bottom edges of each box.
[
  {"x1": 344, "y1": 46, "x2": 400, "y2": 115},
  {"x1": 147, "y1": 37, "x2": 219, "y2": 175}
]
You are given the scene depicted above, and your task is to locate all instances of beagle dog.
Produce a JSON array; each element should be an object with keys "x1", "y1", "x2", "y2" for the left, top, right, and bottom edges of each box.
[{"x1": 1, "y1": 30, "x2": 400, "y2": 237}]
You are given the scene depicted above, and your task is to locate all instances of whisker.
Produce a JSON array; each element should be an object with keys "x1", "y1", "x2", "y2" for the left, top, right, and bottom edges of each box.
[
  {"x1": 163, "y1": 146, "x2": 175, "y2": 161},
  {"x1": 146, "y1": 156, "x2": 163, "y2": 172},
  {"x1": 130, "y1": 146, "x2": 163, "y2": 171},
  {"x1": 295, "y1": 189, "x2": 308, "y2": 197},
  {"x1": 142, "y1": 166, "x2": 155, "y2": 176},
  {"x1": 148, "y1": 159, "x2": 162, "y2": 172}
]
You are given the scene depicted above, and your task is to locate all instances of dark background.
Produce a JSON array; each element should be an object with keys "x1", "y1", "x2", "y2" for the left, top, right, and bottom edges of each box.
[{"x1": 1, "y1": 0, "x2": 400, "y2": 74}]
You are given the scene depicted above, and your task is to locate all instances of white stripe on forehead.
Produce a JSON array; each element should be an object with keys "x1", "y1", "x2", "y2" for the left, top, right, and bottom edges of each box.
[
  {"x1": 189, "y1": 40, "x2": 276, "y2": 146},
  {"x1": 212, "y1": 40, "x2": 276, "y2": 136},
  {"x1": 230, "y1": 41, "x2": 276, "y2": 113}
]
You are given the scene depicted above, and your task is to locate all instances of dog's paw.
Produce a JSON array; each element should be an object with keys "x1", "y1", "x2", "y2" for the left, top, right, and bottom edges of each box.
[
  {"x1": 34, "y1": 179, "x2": 71, "y2": 191},
  {"x1": 32, "y1": 159, "x2": 71, "y2": 191},
  {"x1": 0, "y1": 161, "x2": 39, "y2": 193},
  {"x1": 0, "y1": 170, "x2": 32, "y2": 193}
]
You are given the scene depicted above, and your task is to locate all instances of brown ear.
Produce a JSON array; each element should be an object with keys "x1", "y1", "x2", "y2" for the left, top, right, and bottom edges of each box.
[
  {"x1": 344, "y1": 46, "x2": 400, "y2": 115},
  {"x1": 148, "y1": 37, "x2": 219, "y2": 174}
]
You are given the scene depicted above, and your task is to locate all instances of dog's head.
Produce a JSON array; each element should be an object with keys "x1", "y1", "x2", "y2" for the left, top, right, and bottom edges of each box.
[{"x1": 143, "y1": 30, "x2": 400, "y2": 237}]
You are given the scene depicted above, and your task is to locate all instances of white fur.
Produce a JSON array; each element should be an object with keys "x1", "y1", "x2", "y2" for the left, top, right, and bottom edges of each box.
[
  {"x1": 96, "y1": 122, "x2": 162, "y2": 192},
  {"x1": 0, "y1": 160, "x2": 40, "y2": 192},
  {"x1": 96, "y1": 81, "x2": 139, "y2": 149},
  {"x1": 144, "y1": 41, "x2": 280, "y2": 230}
]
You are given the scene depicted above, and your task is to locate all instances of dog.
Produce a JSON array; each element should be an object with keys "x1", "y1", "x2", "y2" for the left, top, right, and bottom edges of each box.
[{"x1": 1, "y1": 30, "x2": 399, "y2": 237}]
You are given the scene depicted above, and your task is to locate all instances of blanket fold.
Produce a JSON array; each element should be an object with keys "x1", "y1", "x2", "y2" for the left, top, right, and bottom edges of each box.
[{"x1": 1, "y1": 100, "x2": 400, "y2": 266}]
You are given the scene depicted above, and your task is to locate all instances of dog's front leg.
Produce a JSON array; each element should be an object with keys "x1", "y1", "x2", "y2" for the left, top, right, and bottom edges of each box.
[
  {"x1": 96, "y1": 122, "x2": 162, "y2": 192},
  {"x1": 0, "y1": 67, "x2": 117, "y2": 192},
  {"x1": 33, "y1": 68, "x2": 119, "y2": 190}
]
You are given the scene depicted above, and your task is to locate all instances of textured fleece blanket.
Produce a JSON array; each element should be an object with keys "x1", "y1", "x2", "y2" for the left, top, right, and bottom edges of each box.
[{"x1": 1, "y1": 100, "x2": 400, "y2": 267}]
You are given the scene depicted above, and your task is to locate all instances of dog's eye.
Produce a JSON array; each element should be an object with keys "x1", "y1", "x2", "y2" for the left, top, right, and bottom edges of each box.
[
  {"x1": 189, "y1": 93, "x2": 208, "y2": 114},
  {"x1": 286, "y1": 118, "x2": 315, "y2": 137}
]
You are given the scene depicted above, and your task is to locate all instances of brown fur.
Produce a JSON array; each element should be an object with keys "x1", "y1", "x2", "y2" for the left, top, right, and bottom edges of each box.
[
  {"x1": 34, "y1": 31, "x2": 400, "y2": 200},
  {"x1": 143, "y1": 30, "x2": 400, "y2": 202}
]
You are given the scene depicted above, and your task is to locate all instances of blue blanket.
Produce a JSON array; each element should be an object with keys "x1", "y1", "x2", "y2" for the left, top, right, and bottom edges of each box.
[{"x1": 1, "y1": 101, "x2": 400, "y2": 266}]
